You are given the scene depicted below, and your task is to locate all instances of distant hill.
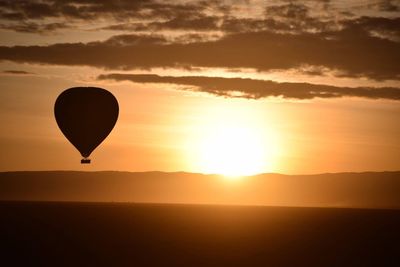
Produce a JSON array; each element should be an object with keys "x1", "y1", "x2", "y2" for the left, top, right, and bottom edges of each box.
[{"x1": 0, "y1": 171, "x2": 399, "y2": 208}]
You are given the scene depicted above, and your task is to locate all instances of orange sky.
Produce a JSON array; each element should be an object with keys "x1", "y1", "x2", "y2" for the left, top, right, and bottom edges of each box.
[{"x1": 0, "y1": 0, "x2": 399, "y2": 175}]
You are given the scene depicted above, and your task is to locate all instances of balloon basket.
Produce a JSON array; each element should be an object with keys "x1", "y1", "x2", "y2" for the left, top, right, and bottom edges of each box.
[{"x1": 81, "y1": 158, "x2": 91, "y2": 164}]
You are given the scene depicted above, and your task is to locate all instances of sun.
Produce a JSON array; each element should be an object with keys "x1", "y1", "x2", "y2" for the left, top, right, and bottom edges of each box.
[
  {"x1": 182, "y1": 100, "x2": 281, "y2": 179},
  {"x1": 197, "y1": 125, "x2": 266, "y2": 178}
]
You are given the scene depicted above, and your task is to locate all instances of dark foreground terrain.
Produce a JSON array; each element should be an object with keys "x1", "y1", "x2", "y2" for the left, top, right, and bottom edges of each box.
[{"x1": 1, "y1": 202, "x2": 399, "y2": 267}]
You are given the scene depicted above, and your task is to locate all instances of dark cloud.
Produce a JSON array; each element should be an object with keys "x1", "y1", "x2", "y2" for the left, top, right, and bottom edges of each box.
[
  {"x1": 0, "y1": 0, "x2": 58, "y2": 20},
  {"x1": 220, "y1": 16, "x2": 332, "y2": 34},
  {"x1": 0, "y1": 0, "x2": 218, "y2": 21},
  {"x1": 0, "y1": 0, "x2": 398, "y2": 43},
  {"x1": 0, "y1": 21, "x2": 69, "y2": 33},
  {"x1": 261, "y1": 3, "x2": 335, "y2": 33},
  {"x1": 104, "y1": 15, "x2": 220, "y2": 32},
  {"x1": 0, "y1": 1, "x2": 335, "y2": 35},
  {"x1": 102, "y1": 34, "x2": 168, "y2": 46},
  {"x1": 0, "y1": 27, "x2": 399, "y2": 80},
  {"x1": 99, "y1": 2, "x2": 331, "y2": 34},
  {"x1": 152, "y1": 15, "x2": 220, "y2": 31},
  {"x1": 0, "y1": 0, "x2": 223, "y2": 33},
  {"x1": 223, "y1": 3, "x2": 400, "y2": 40},
  {"x1": 2, "y1": 70, "x2": 34, "y2": 74},
  {"x1": 98, "y1": 2, "x2": 399, "y2": 42},
  {"x1": 101, "y1": 23, "x2": 144, "y2": 32},
  {"x1": 0, "y1": 2, "x2": 398, "y2": 79},
  {"x1": 220, "y1": 18, "x2": 268, "y2": 32},
  {"x1": 347, "y1": 16, "x2": 400, "y2": 41},
  {"x1": 265, "y1": 3, "x2": 310, "y2": 19},
  {"x1": 378, "y1": 0, "x2": 400, "y2": 12},
  {"x1": 98, "y1": 73, "x2": 400, "y2": 101},
  {"x1": 0, "y1": 0, "x2": 144, "y2": 20}
]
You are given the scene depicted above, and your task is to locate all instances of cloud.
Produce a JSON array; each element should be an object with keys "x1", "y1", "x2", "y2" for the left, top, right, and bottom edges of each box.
[
  {"x1": 102, "y1": 34, "x2": 168, "y2": 46},
  {"x1": 96, "y1": 3, "x2": 340, "y2": 35},
  {"x1": 378, "y1": 0, "x2": 400, "y2": 12},
  {"x1": 0, "y1": 0, "x2": 223, "y2": 33},
  {"x1": 0, "y1": 22, "x2": 69, "y2": 33},
  {"x1": 0, "y1": 0, "x2": 398, "y2": 46},
  {"x1": 0, "y1": 26, "x2": 398, "y2": 80},
  {"x1": 348, "y1": 16, "x2": 400, "y2": 42},
  {"x1": 96, "y1": 2, "x2": 400, "y2": 48},
  {"x1": 0, "y1": 0, "x2": 219, "y2": 21},
  {"x1": 1, "y1": 70, "x2": 35, "y2": 75},
  {"x1": 98, "y1": 73, "x2": 400, "y2": 101},
  {"x1": 1, "y1": 2, "x2": 399, "y2": 80},
  {"x1": 0, "y1": 0, "x2": 159, "y2": 20},
  {"x1": 103, "y1": 15, "x2": 220, "y2": 32}
]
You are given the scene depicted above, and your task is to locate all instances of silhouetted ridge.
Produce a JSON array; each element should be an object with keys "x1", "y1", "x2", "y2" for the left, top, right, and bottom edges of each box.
[{"x1": 1, "y1": 171, "x2": 399, "y2": 208}]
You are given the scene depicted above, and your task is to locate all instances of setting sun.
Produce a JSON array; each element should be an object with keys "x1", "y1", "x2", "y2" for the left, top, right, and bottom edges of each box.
[
  {"x1": 183, "y1": 100, "x2": 281, "y2": 178},
  {"x1": 198, "y1": 125, "x2": 265, "y2": 178}
]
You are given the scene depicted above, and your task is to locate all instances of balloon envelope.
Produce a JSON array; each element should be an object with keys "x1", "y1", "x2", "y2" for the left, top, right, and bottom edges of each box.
[{"x1": 54, "y1": 87, "x2": 119, "y2": 161}]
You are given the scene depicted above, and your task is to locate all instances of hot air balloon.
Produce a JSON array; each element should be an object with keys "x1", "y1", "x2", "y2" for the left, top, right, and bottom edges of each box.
[{"x1": 54, "y1": 87, "x2": 119, "y2": 164}]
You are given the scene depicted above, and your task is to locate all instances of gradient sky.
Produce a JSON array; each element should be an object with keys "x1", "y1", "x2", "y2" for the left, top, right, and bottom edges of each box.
[{"x1": 0, "y1": 0, "x2": 399, "y2": 175}]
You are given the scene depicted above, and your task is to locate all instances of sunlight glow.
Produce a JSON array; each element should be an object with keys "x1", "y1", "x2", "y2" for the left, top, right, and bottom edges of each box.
[
  {"x1": 198, "y1": 125, "x2": 265, "y2": 178},
  {"x1": 184, "y1": 100, "x2": 281, "y2": 179}
]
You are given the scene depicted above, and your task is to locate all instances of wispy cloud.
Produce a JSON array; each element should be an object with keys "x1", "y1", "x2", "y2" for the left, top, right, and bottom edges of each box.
[
  {"x1": 1, "y1": 69, "x2": 35, "y2": 75},
  {"x1": 0, "y1": 21, "x2": 70, "y2": 33},
  {"x1": 0, "y1": 0, "x2": 206, "y2": 20},
  {"x1": 98, "y1": 73, "x2": 400, "y2": 101}
]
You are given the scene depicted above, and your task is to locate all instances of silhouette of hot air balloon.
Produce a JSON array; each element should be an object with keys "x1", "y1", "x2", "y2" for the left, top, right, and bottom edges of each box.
[{"x1": 54, "y1": 87, "x2": 119, "y2": 164}]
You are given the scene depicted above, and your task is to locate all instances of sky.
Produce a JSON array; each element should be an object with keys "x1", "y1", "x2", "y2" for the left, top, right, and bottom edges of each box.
[{"x1": 0, "y1": 0, "x2": 399, "y2": 176}]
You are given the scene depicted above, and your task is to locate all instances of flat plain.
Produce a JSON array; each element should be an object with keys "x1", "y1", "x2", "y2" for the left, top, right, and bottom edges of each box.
[{"x1": 1, "y1": 201, "x2": 399, "y2": 267}]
